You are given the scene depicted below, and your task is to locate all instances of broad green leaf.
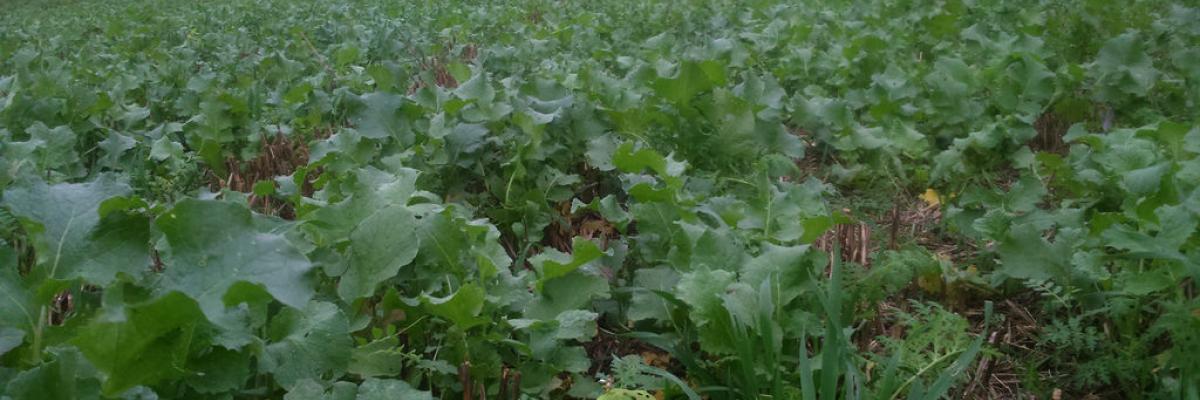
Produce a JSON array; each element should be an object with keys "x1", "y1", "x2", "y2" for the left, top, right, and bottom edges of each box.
[
  {"x1": 2, "y1": 175, "x2": 142, "y2": 285},
  {"x1": 688, "y1": 227, "x2": 746, "y2": 271},
  {"x1": 72, "y1": 292, "x2": 204, "y2": 396},
  {"x1": 96, "y1": 132, "x2": 135, "y2": 169},
  {"x1": 70, "y1": 211, "x2": 151, "y2": 283},
  {"x1": 1005, "y1": 175, "x2": 1047, "y2": 213},
  {"x1": 742, "y1": 244, "x2": 814, "y2": 304},
  {"x1": 348, "y1": 336, "x2": 406, "y2": 378},
  {"x1": 613, "y1": 142, "x2": 686, "y2": 182},
  {"x1": 413, "y1": 209, "x2": 469, "y2": 275},
  {"x1": 352, "y1": 92, "x2": 410, "y2": 141},
  {"x1": 149, "y1": 135, "x2": 184, "y2": 161},
  {"x1": 421, "y1": 283, "x2": 487, "y2": 329},
  {"x1": 334, "y1": 45, "x2": 359, "y2": 67},
  {"x1": 524, "y1": 272, "x2": 609, "y2": 320},
  {"x1": 338, "y1": 206, "x2": 420, "y2": 301},
  {"x1": 925, "y1": 57, "x2": 980, "y2": 123},
  {"x1": 356, "y1": 378, "x2": 433, "y2": 400},
  {"x1": 2, "y1": 347, "x2": 101, "y2": 400},
  {"x1": 455, "y1": 71, "x2": 496, "y2": 103},
  {"x1": 585, "y1": 135, "x2": 621, "y2": 171},
  {"x1": 996, "y1": 56, "x2": 1055, "y2": 117},
  {"x1": 464, "y1": 218, "x2": 512, "y2": 280},
  {"x1": 754, "y1": 179, "x2": 832, "y2": 243},
  {"x1": 871, "y1": 64, "x2": 918, "y2": 101},
  {"x1": 627, "y1": 266, "x2": 680, "y2": 322},
  {"x1": 677, "y1": 267, "x2": 735, "y2": 327},
  {"x1": 444, "y1": 123, "x2": 489, "y2": 166},
  {"x1": 284, "y1": 379, "x2": 334, "y2": 400},
  {"x1": 652, "y1": 60, "x2": 724, "y2": 106},
  {"x1": 157, "y1": 199, "x2": 314, "y2": 319},
  {"x1": 24, "y1": 123, "x2": 81, "y2": 175},
  {"x1": 530, "y1": 237, "x2": 605, "y2": 290},
  {"x1": 553, "y1": 309, "x2": 598, "y2": 341},
  {"x1": 284, "y1": 380, "x2": 359, "y2": 400},
  {"x1": 1121, "y1": 270, "x2": 1174, "y2": 295},
  {"x1": 572, "y1": 195, "x2": 632, "y2": 231},
  {"x1": 524, "y1": 320, "x2": 592, "y2": 372},
  {"x1": 0, "y1": 327, "x2": 24, "y2": 357},
  {"x1": 995, "y1": 224, "x2": 1081, "y2": 282},
  {"x1": 1122, "y1": 164, "x2": 1167, "y2": 196},
  {"x1": 1102, "y1": 205, "x2": 1195, "y2": 261},
  {"x1": 184, "y1": 347, "x2": 251, "y2": 395},
  {"x1": 261, "y1": 301, "x2": 352, "y2": 390},
  {"x1": 0, "y1": 250, "x2": 36, "y2": 338},
  {"x1": 1091, "y1": 31, "x2": 1158, "y2": 100},
  {"x1": 306, "y1": 167, "x2": 419, "y2": 245},
  {"x1": 367, "y1": 64, "x2": 397, "y2": 92}
]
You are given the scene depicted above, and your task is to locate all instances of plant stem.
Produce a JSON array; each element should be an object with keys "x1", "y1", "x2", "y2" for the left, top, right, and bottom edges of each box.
[{"x1": 888, "y1": 350, "x2": 963, "y2": 400}]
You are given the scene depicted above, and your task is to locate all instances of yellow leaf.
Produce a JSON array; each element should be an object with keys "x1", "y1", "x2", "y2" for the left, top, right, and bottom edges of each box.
[
  {"x1": 598, "y1": 389, "x2": 656, "y2": 400},
  {"x1": 641, "y1": 351, "x2": 671, "y2": 367},
  {"x1": 920, "y1": 188, "x2": 941, "y2": 207},
  {"x1": 917, "y1": 274, "x2": 943, "y2": 294}
]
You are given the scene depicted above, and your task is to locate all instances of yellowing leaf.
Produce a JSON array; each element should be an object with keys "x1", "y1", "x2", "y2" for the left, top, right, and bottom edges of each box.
[
  {"x1": 920, "y1": 188, "x2": 942, "y2": 207},
  {"x1": 597, "y1": 388, "x2": 656, "y2": 400},
  {"x1": 917, "y1": 274, "x2": 944, "y2": 294}
]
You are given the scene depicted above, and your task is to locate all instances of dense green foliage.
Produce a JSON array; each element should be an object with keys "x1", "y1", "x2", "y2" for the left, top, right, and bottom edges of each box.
[{"x1": 1, "y1": 0, "x2": 1198, "y2": 398}]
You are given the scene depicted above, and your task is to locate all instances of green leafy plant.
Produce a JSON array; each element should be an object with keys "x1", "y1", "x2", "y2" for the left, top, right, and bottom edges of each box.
[{"x1": 1, "y1": 0, "x2": 1197, "y2": 398}]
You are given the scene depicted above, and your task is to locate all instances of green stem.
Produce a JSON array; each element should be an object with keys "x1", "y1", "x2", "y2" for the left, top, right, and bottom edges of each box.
[
  {"x1": 30, "y1": 306, "x2": 46, "y2": 363},
  {"x1": 888, "y1": 350, "x2": 963, "y2": 400},
  {"x1": 762, "y1": 172, "x2": 773, "y2": 239}
]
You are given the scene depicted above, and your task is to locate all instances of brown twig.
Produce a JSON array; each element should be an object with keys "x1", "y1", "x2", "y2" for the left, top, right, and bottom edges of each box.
[
  {"x1": 510, "y1": 371, "x2": 521, "y2": 398},
  {"x1": 962, "y1": 331, "x2": 1000, "y2": 399},
  {"x1": 460, "y1": 361, "x2": 472, "y2": 400},
  {"x1": 499, "y1": 368, "x2": 509, "y2": 400}
]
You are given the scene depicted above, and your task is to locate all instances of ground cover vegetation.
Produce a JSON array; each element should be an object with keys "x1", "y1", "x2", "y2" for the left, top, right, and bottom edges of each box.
[{"x1": 0, "y1": 0, "x2": 1198, "y2": 398}]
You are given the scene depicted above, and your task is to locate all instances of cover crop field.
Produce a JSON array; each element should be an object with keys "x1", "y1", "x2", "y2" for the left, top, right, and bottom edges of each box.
[{"x1": 1, "y1": 0, "x2": 1198, "y2": 398}]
